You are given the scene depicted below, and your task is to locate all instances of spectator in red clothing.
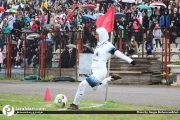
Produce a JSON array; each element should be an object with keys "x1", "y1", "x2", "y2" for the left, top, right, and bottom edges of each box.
[
  {"x1": 67, "y1": 9, "x2": 73, "y2": 22},
  {"x1": 31, "y1": 20, "x2": 38, "y2": 32},
  {"x1": 73, "y1": 1, "x2": 77, "y2": 10}
]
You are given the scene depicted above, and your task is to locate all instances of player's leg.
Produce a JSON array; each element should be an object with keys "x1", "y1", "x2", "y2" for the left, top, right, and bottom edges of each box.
[
  {"x1": 93, "y1": 74, "x2": 121, "y2": 91},
  {"x1": 68, "y1": 75, "x2": 100, "y2": 110},
  {"x1": 68, "y1": 80, "x2": 90, "y2": 110}
]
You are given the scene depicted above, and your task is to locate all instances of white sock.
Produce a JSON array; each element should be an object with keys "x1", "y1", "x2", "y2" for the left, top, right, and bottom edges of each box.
[
  {"x1": 93, "y1": 77, "x2": 111, "y2": 91},
  {"x1": 73, "y1": 80, "x2": 90, "y2": 105}
]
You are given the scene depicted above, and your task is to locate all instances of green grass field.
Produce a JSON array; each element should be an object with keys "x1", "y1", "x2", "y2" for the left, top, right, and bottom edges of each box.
[{"x1": 0, "y1": 94, "x2": 180, "y2": 120}]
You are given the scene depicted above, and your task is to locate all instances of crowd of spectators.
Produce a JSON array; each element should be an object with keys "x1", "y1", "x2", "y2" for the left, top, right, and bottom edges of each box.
[{"x1": 0, "y1": 0, "x2": 179, "y2": 68}]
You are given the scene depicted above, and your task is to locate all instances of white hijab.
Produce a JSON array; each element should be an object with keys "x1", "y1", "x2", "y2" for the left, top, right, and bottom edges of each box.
[{"x1": 96, "y1": 27, "x2": 109, "y2": 43}]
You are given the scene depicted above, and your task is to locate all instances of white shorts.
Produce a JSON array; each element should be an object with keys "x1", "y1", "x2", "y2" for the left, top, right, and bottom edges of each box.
[
  {"x1": 92, "y1": 69, "x2": 107, "y2": 82},
  {"x1": 86, "y1": 69, "x2": 107, "y2": 87}
]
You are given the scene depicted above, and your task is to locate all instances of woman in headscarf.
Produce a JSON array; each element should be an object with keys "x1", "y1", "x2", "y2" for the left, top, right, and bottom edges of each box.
[
  {"x1": 153, "y1": 24, "x2": 162, "y2": 48},
  {"x1": 164, "y1": 10, "x2": 170, "y2": 27},
  {"x1": 68, "y1": 27, "x2": 136, "y2": 110},
  {"x1": 7, "y1": 14, "x2": 15, "y2": 30},
  {"x1": 128, "y1": 36, "x2": 138, "y2": 55},
  {"x1": 137, "y1": 12, "x2": 142, "y2": 25},
  {"x1": 50, "y1": 13, "x2": 55, "y2": 25},
  {"x1": 145, "y1": 30, "x2": 153, "y2": 56},
  {"x1": 68, "y1": 47, "x2": 76, "y2": 68},
  {"x1": 61, "y1": 47, "x2": 70, "y2": 68},
  {"x1": 133, "y1": 19, "x2": 139, "y2": 43}
]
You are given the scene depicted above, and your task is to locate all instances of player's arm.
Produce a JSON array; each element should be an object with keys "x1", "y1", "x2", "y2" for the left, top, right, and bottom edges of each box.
[{"x1": 109, "y1": 47, "x2": 136, "y2": 65}]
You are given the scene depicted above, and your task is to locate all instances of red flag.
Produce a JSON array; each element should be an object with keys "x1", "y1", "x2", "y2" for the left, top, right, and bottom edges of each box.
[{"x1": 96, "y1": 7, "x2": 115, "y2": 32}]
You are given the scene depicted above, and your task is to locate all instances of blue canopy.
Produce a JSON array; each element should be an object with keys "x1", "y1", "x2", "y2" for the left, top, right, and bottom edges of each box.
[{"x1": 82, "y1": 14, "x2": 96, "y2": 20}]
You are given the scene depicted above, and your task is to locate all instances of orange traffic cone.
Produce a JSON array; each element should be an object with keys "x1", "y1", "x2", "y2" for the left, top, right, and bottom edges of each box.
[{"x1": 44, "y1": 88, "x2": 51, "y2": 101}]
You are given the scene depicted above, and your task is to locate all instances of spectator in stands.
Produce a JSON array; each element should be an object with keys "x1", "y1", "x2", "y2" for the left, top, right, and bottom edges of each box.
[
  {"x1": 160, "y1": 6, "x2": 166, "y2": 15},
  {"x1": 61, "y1": 47, "x2": 70, "y2": 68},
  {"x1": 3, "y1": 23, "x2": 11, "y2": 41},
  {"x1": 41, "y1": 0, "x2": 48, "y2": 10},
  {"x1": 145, "y1": 30, "x2": 153, "y2": 56},
  {"x1": 137, "y1": 23, "x2": 143, "y2": 47},
  {"x1": 157, "y1": 12, "x2": 164, "y2": 28},
  {"x1": 170, "y1": 22, "x2": 177, "y2": 44},
  {"x1": 24, "y1": 15, "x2": 30, "y2": 25},
  {"x1": 15, "y1": 51, "x2": 21, "y2": 68},
  {"x1": 15, "y1": 18, "x2": 24, "y2": 31},
  {"x1": 127, "y1": 21, "x2": 134, "y2": 43},
  {"x1": 133, "y1": 20, "x2": 139, "y2": 43},
  {"x1": 128, "y1": 36, "x2": 138, "y2": 55},
  {"x1": 153, "y1": 24, "x2": 162, "y2": 48},
  {"x1": 118, "y1": 22, "x2": 125, "y2": 47},
  {"x1": 164, "y1": 10, "x2": 171, "y2": 27},
  {"x1": 150, "y1": 11, "x2": 156, "y2": 22},
  {"x1": 7, "y1": 14, "x2": 15, "y2": 30},
  {"x1": 46, "y1": 42, "x2": 53, "y2": 68},
  {"x1": 142, "y1": 13, "x2": 149, "y2": 29},
  {"x1": 171, "y1": 13, "x2": 177, "y2": 22},
  {"x1": 69, "y1": 48, "x2": 76, "y2": 68},
  {"x1": 174, "y1": 17, "x2": 180, "y2": 37},
  {"x1": 31, "y1": 20, "x2": 38, "y2": 32}
]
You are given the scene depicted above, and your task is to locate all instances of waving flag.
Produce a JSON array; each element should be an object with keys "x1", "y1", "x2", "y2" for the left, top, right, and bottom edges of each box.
[{"x1": 96, "y1": 7, "x2": 115, "y2": 32}]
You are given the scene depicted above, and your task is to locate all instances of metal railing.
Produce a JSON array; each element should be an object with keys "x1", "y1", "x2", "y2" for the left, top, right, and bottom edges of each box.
[{"x1": 2, "y1": 27, "x2": 180, "y2": 79}]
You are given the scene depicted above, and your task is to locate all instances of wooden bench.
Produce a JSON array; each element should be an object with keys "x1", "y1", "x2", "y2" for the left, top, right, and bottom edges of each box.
[{"x1": 109, "y1": 71, "x2": 142, "y2": 74}]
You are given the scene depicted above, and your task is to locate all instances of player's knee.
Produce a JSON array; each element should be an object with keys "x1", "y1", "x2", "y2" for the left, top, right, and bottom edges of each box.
[
  {"x1": 78, "y1": 81, "x2": 86, "y2": 91},
  {"x1": 78, "y1": 82, "x2": 84, "y2": 88}
]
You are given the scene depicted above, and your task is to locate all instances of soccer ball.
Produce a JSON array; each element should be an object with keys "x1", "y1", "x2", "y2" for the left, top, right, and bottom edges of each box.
[{"x1": 54, "y1": 94, "x2": 68, "y2": 108}]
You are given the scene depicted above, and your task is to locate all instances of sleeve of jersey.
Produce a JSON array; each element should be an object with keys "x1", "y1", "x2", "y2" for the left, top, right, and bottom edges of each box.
[
  {"x1": 108, "y1": 44, "x2": 133, "y2": 64},
  {"x1": 114, "y1": 50, "x2": 133, "y2": 63},
  {"x1": 108, "y1": 43, "x2": 117, "y2": 55}
]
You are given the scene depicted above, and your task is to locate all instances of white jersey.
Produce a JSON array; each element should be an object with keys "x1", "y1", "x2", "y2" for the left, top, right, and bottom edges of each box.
[
  {"x1": 92, "y1": 41, "x2": 115, "y2": 70},
  {"x1": 90, "y1": 27, "x2": 133, "y2": 81}
]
